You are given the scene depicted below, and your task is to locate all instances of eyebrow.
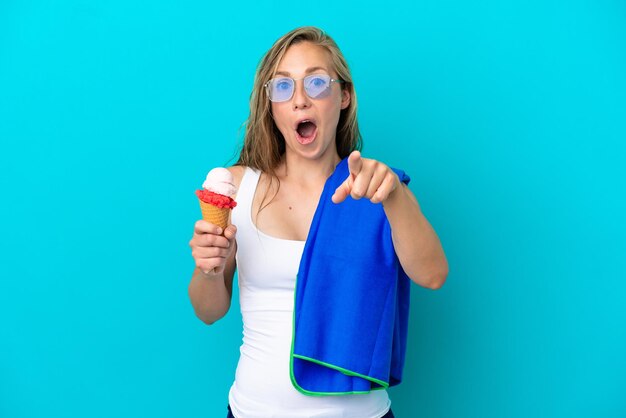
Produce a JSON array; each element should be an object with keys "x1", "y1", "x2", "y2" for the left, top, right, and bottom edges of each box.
[{"x1": 275, "y1": 66, "x2": 329, "y2": 76}]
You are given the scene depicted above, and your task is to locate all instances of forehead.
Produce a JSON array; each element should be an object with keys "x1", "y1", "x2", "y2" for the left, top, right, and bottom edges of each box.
[{"x1": 275, "y1": 42, "x2": 333, "y2": 76}]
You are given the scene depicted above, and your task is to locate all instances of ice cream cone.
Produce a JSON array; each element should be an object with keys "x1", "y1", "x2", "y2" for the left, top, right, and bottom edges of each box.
[
  {"x1": 195, "y1": 167, "x2": 237, "y2": 274},
  {"x1": 199, "y1": 199, "x2": 230, "y2": 231}
]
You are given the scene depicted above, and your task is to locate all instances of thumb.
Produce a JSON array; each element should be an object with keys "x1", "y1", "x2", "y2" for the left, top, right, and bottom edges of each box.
[
  {"x1": 348, "y1": 150, "x2": 362, "y2": 176},
  {"x1": 332, "y1": 176, "x2": 353, "y2": 204},
  {"x1": 333, "y1": 150, "x2": 360, "y2": 204},
  {"x1": 224, "y1": 224, "x2": 237, "y2": 240}
]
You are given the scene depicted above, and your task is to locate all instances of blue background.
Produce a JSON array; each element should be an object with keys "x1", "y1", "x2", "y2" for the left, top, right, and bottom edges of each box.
[{"x1": 1, "y1": 1, "x2": 625, "y2": 417}]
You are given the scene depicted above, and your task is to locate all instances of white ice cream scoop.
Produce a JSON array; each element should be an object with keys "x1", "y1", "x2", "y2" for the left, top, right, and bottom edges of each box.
[{"x1": 202, "y1": 167, "x2": 237, "y2": 196}]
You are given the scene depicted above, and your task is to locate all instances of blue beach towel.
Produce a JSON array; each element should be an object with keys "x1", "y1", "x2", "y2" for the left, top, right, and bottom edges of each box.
[{"x1": 290, "y1": 157, "x2": 411, "y2": 395}]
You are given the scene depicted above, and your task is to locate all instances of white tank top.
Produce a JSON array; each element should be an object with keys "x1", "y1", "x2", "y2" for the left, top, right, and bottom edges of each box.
[{"x1": 228, "y1": 167, "x2": 391, "y2": 418}]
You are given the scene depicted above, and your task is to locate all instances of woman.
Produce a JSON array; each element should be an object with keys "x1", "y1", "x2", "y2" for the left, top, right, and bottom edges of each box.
[{"x1": 188, "y1": 26, "x2": 448, "y2": 418}]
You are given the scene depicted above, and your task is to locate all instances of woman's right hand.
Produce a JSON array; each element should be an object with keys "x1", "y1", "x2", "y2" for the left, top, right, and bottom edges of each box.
[{"x1": 189, "y1": 221, "x2": 237, "y2": 275}]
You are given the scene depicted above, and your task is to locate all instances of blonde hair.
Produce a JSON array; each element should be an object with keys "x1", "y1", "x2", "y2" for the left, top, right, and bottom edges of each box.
[{"x1": 236, "y1": 26, "x2": 362, "y2": 173}]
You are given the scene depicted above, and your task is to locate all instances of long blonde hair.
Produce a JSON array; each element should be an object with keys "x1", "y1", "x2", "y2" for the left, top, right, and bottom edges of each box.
[{"x1": 236, "y1": 26, "x2": 362, "y2": 174}]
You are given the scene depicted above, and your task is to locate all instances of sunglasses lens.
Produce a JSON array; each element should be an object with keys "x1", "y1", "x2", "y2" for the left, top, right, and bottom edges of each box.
[
  {"x1": 268, "y1": 77, "x2": 293, "y2": 102},
  {"x1": 305, "y1": 75, "x2": 331, "y2": 99},
  {"x1": 267, "y1": 75, "x2": 334, "y2": 102}
]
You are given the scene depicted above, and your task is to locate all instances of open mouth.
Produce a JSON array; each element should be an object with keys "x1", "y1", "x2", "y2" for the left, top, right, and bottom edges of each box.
[{"x1": 295, "y1": 120, "x2": 318, "y2": 145}]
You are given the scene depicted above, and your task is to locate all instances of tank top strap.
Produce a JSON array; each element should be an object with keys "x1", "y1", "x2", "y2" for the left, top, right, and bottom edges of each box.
[{"x1": 231, "y1": 167, "x2": 261, "y2": 229}]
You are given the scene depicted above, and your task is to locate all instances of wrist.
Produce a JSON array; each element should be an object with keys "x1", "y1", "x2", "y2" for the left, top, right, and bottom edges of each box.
[
  {"x1": 382, "y1": 175, "x2": 403, "y2": 207},
  {"x1": 197, "y1": 267, "x2": 221, "y2": 279}
]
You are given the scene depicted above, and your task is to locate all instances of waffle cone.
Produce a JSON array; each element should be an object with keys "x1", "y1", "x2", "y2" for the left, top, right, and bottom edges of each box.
[{"x1": 199, "y1": 200, "x2": 231, "y2": 231}]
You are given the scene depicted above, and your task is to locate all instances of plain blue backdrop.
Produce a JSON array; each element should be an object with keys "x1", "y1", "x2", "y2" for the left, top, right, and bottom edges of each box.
[{"x1": 1, "y1": 1, "x2": 625, "y2": 417}]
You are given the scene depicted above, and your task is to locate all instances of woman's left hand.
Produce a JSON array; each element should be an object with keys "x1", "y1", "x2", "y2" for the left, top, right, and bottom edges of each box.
[{"x1": 332, "y1": 151, "x2": 400, "y2": 204}]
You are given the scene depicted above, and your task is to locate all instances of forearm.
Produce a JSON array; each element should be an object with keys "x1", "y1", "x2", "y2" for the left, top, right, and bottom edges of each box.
[
  {"x1": 188, "y1": 255, "x2": 236, "y2": 324},
  {"x1": 383, "y1": 184, "x2": 448, "y2": 289}
]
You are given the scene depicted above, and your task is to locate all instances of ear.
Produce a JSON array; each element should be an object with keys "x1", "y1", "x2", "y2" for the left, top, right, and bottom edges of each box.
[{"x1": 340, "y1": 87, "x2": 351, "y2": 110}]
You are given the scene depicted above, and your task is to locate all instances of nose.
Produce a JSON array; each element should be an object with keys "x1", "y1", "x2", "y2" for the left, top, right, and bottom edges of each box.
[{"x1": 292, "y1": 79, "x2": 311, "y2": 110}]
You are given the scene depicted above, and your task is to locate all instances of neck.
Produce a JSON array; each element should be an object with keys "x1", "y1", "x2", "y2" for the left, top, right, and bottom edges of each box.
[{"x1": 279, "y1": 151, "x2": 341, "y2": 187}]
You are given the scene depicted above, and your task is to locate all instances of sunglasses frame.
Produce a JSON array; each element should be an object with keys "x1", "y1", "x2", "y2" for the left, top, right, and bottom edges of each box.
[{"x1": 264, "y1": 74, "x2": 344, "y2": 103}]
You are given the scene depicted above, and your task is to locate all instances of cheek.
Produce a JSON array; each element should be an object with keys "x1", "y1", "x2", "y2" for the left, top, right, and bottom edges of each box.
[
  {"x1": 331, "y1": 91, "x2": 344, "y2": 113},
  {"x1": 323, "y1": 98, "x2": 343, "y2": 125},
  {"x1": 271, "y1": 104, "x2": 290, "y2": 129}
]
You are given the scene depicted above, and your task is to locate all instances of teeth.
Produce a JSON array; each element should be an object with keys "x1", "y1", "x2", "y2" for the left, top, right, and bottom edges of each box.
[{"x1": 296, "y1": 120, "x2": 315, "y2": 130}]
